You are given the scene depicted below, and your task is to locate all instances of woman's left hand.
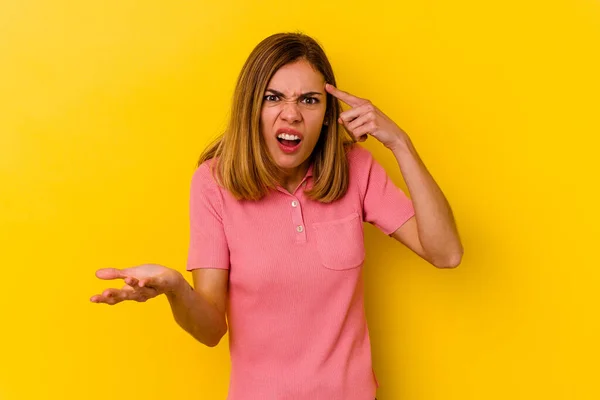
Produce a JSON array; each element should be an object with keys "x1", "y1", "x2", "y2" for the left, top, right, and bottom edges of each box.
[{"x1": 325, "y1": 83, "x2": 409, "y2": 150}]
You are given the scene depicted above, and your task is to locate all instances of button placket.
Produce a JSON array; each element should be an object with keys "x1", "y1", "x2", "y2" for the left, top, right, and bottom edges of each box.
[{"x1": 290, "y1": 196, "x2": 306, "y2": 243}]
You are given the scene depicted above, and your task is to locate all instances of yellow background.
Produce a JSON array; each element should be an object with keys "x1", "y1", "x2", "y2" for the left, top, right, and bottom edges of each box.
[{"x1": 1, "y1": 1, "x2": 598, "y2": 399}]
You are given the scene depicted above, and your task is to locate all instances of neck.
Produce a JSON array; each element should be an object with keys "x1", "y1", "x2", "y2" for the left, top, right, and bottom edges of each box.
[{"x1": 277, "y1": 160, "x2": 310, "y2": 192}]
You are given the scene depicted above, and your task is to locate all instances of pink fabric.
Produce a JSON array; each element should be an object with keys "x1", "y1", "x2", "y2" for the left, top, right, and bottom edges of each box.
[{"x1": 187, "y1": 144, "x2": 415, "y2": 400}]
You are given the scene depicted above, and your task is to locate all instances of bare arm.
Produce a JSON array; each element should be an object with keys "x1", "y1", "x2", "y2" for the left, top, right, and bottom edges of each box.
[
  {"x1": 166, "y1": 268, "x2": 229, "y2": 347},
  {"x1": 324, "y1": 83, "x2": 463, "y2": 268},
  {"x1": 91, "y1": 264, "x2": 229, "y2": 347},
  {"x1": 389, "y1": 139, "x2": 463, "y2": 268}
]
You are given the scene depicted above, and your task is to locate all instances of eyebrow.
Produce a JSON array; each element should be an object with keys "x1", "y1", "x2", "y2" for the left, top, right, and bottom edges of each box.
[{"x1": 265, "y1": 88, "x2": 324, "y2": 97}]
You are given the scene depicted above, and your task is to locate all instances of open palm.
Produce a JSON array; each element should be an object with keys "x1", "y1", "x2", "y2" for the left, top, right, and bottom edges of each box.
[{"x1": 90, "y1": 263, "x2": 179, "y2": 305}]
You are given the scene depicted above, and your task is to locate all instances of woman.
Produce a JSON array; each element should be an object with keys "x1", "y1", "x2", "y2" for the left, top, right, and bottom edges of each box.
[{"x1": 91, "y1": 32, "x2": 463, "y2": 400}]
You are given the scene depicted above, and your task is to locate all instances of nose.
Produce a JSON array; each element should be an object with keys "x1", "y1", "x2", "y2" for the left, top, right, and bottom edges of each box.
[{"x1": 279, "y1": 101, "x2": 302, "y2": 124}]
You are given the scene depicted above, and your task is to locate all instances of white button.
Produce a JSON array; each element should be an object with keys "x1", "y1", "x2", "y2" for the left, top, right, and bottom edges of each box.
[
  {"x1": 296, "y1": 225, "x2": 304, "y2": 233},
  {"x1": 291, "y1": 200, "x2": 298, "y2": 207}
]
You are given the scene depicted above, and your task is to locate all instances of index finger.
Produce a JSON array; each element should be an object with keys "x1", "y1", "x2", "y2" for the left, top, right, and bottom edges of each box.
[{"x1": 325, "y1": 83, "x2": 364, "y2": 107}]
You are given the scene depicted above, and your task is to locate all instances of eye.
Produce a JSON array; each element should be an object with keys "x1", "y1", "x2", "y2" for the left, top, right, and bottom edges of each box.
[
  {"x1": 302, "y1": 97, "x2": 319, "y2": 105},
  {"x1": 264, "y1": 94, "x2": 279, "y2": 102}
]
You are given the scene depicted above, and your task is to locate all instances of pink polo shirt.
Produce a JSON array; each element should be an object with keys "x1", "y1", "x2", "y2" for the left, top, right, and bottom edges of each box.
[{"x1": 187, "y1": 143, "x2": 415, "y2": 400}]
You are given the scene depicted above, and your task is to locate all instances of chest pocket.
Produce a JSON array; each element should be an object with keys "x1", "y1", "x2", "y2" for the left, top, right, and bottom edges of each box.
[{"x1": 312, "y1": 212, "x2": 366, "y2": 270}]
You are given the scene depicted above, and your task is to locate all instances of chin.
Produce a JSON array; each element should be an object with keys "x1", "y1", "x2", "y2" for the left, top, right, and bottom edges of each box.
[
  {"x1": 274, "y1": 157, "x2": 301, "y2": 170},
  {"x1": 271, "y1": 152, "x2": 305, "y2": 169}
]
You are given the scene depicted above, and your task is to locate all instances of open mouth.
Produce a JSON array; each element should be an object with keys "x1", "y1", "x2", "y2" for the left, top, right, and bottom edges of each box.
[
  {"x1": 276, "y1": 132, "x2": 302, "y2": 149},
  {"x1": 277, "y1": 137, "x2": 302, "y2": 147}
]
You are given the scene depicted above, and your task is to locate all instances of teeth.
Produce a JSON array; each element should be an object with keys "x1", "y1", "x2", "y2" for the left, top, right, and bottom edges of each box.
[{"x1": 277, "y1": 133, "x2": 300, "y2": 141}]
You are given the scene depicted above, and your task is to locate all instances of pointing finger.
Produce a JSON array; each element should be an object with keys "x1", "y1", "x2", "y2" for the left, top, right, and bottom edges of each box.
[{"x1": 325, "y1": 83, "x2": 364, "y2": 108}]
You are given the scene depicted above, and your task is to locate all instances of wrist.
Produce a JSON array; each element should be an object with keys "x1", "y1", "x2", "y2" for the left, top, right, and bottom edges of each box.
[
  {"x1": 165, "y1": 270, "x2": 188, "y2": 298},
  {"x1": 387, "y1": 135, "x2": 412, "y2": 153}
]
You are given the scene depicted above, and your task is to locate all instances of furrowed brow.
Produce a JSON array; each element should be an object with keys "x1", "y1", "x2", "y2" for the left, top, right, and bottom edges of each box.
[{"x1": 265, "y1": 89, "x2": 324, "y2": 98}]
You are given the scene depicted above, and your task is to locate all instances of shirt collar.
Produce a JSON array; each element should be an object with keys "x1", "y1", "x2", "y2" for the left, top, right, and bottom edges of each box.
[
  {"x1": 305, "y1": 163, "x2": 314, "y2": 178},
  {"x1": 274, "y1": 161, "x2": 314, "y2": 194}
]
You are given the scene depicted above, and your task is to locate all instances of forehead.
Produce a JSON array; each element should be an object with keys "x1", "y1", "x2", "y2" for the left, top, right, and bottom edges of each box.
[{"x1": 267, "y1": 60, "x2": 324, "y2": 93}]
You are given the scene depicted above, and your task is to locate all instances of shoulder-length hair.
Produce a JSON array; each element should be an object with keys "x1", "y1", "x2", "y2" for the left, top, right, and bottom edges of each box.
[{"x1": 198, "y1": 32, "x2": 356, "y2": 203}]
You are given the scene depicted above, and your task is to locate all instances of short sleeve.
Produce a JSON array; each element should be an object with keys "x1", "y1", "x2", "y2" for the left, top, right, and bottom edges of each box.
[
  {"x1": 359, "y1": 147, "x2": 415, "y2": 235},
  {"x1": 186, "y1": 163, "x2": 230, "y2": 271}
]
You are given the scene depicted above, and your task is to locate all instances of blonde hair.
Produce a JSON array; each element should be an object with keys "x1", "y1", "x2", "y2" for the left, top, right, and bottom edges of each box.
[{"x1": 198, "y1": 32, "x2": 356, "y2": 203}]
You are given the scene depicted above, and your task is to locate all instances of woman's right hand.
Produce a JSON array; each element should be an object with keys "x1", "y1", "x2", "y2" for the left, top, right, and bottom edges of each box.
[{"x1": 90, "y1": 264, "x2": 182, "y2": 305}]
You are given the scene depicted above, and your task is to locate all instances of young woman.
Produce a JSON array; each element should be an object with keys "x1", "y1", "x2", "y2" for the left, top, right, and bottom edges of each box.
[{"x1": 91, "y1": 32, "x2": 463, "y2": 400}]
